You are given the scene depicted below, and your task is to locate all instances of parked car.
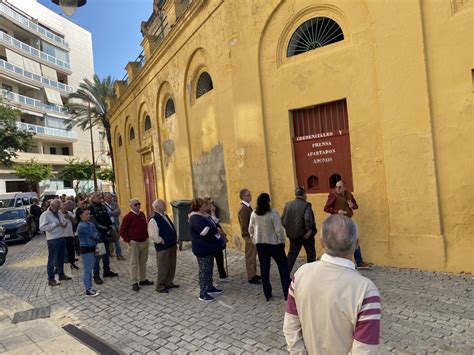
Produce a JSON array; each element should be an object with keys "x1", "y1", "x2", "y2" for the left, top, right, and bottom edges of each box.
[
  {"x1": 0, "y1": 207, "x2": 37, "y2": 243},
  {"x1": 0, "y1": 240, "x2": 7, "y2": 266},
  {"x1": 0, "y1": 192, "x2": 38, "y2": 209},
  {"x1": 40, "y1": 189, "x2": 76, "y2": 202}
]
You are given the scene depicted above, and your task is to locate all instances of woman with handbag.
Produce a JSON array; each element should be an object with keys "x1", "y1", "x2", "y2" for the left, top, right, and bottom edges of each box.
[
  {"x1": 189, "y1": 198, "x2": 224, "y2": 302},
  {"x1": 76, "y1": 207, "x2": 103, "y2": 297},
  {"x1": 249, "y1": 193, "x2": 291, "y2": 301},
  {"x1": 204, "y1": 197, "x2": 229, "y2": 282}
]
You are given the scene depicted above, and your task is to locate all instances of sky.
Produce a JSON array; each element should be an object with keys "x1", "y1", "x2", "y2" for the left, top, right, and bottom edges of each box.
[{"x1": 37, "y1": 0, "x2": 153, "y2": 80}]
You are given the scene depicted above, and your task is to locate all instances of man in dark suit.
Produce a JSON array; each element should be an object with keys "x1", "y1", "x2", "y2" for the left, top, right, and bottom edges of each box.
[
  {"x1": 30, "y1": 198, "x2": 42, "y2": 234},
  {"x1": 238, "y1": 189, "x2": 261, "y2": 284}
]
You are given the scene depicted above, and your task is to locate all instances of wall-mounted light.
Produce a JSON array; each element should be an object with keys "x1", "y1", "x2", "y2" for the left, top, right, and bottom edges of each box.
[{"x1": 51, "y1": 0, "x2": 87, "y2": 17}]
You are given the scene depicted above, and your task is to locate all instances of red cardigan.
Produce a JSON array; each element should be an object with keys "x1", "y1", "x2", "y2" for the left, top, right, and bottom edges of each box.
[{"x1": 119, "y1": 211, "x2": 148, "y2": 243}]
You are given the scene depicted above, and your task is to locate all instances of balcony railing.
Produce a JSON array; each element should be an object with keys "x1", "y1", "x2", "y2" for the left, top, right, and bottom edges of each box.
[
  {"x1": 0, "y1": 3, "x2": 68, "y2": 48},
  {"x1": 16, "y1": 121, "x2": 77, "y2": 140},
  {"x1": 0, "y1": 89, "x2": 68, "y2": 116},
  {"x1": 0, "y1": 31, "x2": 71, "y2": 71},
  {"x1": 0, "y1": 60, "x2": 73, "y2": 93}
]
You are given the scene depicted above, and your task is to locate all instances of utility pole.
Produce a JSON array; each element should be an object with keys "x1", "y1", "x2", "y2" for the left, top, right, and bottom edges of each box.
[{"x1": 89, "y1": 101, "x2": 98, "y2": 191}]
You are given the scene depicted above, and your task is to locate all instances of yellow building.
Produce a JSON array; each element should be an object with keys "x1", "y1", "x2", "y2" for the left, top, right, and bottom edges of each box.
[{"x1": 108, "y1": 0, "x2": 473, "y2": 273}]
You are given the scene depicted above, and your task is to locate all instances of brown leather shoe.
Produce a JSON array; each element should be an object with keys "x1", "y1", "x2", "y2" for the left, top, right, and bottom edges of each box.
[
  {"x1": 165, "y1": 283, "x2": 180, "y2": 289},
  {"x1": 48, "y1": 279, "x2": 60, "y2": 286}
]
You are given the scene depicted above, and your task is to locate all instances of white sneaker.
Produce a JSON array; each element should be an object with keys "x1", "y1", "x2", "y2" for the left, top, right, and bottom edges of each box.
[
  {"x1": 85, "y1": 289, "x2": 99, "y2": 297},
  {"x1": 219, "y1": 277, "x2": 231, "y2": 282}
]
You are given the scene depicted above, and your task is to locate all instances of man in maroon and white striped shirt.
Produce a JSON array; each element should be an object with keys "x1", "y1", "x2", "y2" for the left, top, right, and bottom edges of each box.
[{"x1": 283, "y1": 215, "x2": 381, "y2": 354}]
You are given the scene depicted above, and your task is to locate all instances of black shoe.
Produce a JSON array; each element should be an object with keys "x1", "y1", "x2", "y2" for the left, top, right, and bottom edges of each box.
[
  {"x1": 103, "y1": 271, "x2": 118, "y2": 278},
  {"x1": 165, "y1": 283, "x2": 180, "y2": 289},
  {"x1": 266, "y1": 295, "x2": 273, "y2": 301},
  {"x1": 248, "y1": 277, "x2": 261, "y2": 284},
  {"x1": 70, "y1": 263, "x2": 79, "y2": 270},
  {"x1": 139, "y1": 279, "x2": 154, "y2": 286},
  {"x1": 48, "y1": 279, "x2": 60, "y2": 286},
  {"x1": 132, "y1": 283, "x2": 140, "y2": 292},
  {"x1": 156, "y1": 288, "x2": 168, "y2": 293},
  {"x1": 59, "y1": 275, "x2": 72, "y2": 281},
  {"x1": 255, "y1": 275, "x2": 262, "y2": 280},
  {"x1": 94, "y1": 276, "x2": 104, "y2": 285}
]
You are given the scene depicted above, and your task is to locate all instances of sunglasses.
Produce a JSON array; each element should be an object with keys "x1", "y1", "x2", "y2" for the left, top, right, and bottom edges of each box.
[{"x1": 133, "y1": 203, "x2": 141, "y2": 206}]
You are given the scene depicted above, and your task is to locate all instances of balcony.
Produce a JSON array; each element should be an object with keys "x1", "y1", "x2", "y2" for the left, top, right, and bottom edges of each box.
[
  {"x1": 0, "y1": 89, "x2": 68, "y2": 117},
  {"x1": 0, "y1": 2, "x2": 68, "y2": 49},
  {"x1": 0, "y1": 60, "x2": 73, "y2": 94},
  {"x1": 16, "y1": 121, "x2": 77, "y2": 141},
  {"x1": 0, "y1": 31, "x2": 71, "y2": 72}
]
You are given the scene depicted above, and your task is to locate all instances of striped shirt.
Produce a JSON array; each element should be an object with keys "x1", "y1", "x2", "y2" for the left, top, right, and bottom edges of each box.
[{"x1": 283, "y1": 254, "x2": 381, "y2": 354}]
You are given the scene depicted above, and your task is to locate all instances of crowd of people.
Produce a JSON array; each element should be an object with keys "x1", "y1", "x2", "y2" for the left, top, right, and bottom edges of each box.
[{"x1": 34, "y1": 180, "x2": 380, "y2": 353}]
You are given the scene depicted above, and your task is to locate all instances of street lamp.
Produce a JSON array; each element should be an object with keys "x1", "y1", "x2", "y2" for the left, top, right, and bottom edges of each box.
[{"x1": 51, "y1": 0, "x2": 87, "y2": 17}]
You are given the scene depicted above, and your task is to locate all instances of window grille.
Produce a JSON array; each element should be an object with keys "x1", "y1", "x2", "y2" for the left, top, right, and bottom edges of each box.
[
  {"x1": 165, "y1": 98, "x2": 175, "y2": 118},
  {"x1": 144, "y1": 116, "x2": 151, "y2": 131},
  {"x1": 287, "y1": 17, "x2": 344, "y2": 58},
  {"x1": 196, "y1": 72, "x2": 213, "y2": 98}
]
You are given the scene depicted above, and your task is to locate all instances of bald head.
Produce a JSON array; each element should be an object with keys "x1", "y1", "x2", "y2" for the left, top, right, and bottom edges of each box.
[{"x1": 152, "y1": 199, "x2": 166, "y2": 213}]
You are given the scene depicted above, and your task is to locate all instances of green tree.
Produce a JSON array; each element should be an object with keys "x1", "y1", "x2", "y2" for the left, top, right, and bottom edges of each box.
[
  {"x1": 59, "y1": 159, "x2": 93, "y2": 193},
  {"x1": 67, "y1": 75, "x2": 116, "y2": 176},
  {"x1": 0, "y1": 102, "x2": 33, "y2": 166},
  {"x1": 14, "y1": 159, "x2": 53, "y2": 192},
  {"x1": 97, "y1": 167, "x2": 114, "y2": 183}
]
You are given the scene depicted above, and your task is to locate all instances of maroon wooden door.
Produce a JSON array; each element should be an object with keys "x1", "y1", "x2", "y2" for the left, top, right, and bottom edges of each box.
[
  {"x1": 142, "y1": 164, "x2": 156, "y2": 218},
  {"x1": 292, "y1": 99, "x2": 354, "y2": 193}
]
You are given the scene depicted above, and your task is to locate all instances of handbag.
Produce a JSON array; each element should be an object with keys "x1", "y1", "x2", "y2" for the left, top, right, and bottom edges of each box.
[
  {"x1": 105, "y1": 226, "x2": 119, "y2": 242},
  {"x1": 95, "y1": 242, "x2": 106, "y2": 256}
]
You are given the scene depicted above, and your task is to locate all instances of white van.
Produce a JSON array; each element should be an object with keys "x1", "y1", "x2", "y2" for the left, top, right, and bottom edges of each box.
[
  {"x1": 0, "y1": 192, "x2": 38, "y2": 208},
  {"x1": 40, "y1": 189, "x2": 76, "y2": 201}
]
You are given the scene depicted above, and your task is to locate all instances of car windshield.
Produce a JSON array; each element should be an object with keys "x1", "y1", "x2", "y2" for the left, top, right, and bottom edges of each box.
[
  {"x1": 0, "y1": 199, "x2": 14, "y2": 208},
  {"x1": 0, "y1": 209, "x2": 26, "y2": 221}
]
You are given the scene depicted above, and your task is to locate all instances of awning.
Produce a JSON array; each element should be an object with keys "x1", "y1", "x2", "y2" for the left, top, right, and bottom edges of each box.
[
  {"x1": 5, "y1": 48, "x2": 25, "y2": 68},
  {"x1": 22, "y1": 57, "x2": 42, "y2": 76},
  {"x1": 40, "y1": 64, "x2": 58, "y2": 81},
  {"x1": 44, "y1": 87, "x2": 63, "y2": 106}
]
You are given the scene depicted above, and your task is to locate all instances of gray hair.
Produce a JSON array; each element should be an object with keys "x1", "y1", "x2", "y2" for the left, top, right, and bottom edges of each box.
[
  {"x1": 50, "y1": 199, "x2": 61, "y2": 208},
  {"x1": 152, "y1": 199, "x2": 165, "y2": 211},
  {"x1": 129, "y1": 198, "x2": 139, "y2": 206},
  {"x1": 239, "y1": 188, "x2": 250, "y2": 199},
  {"x1": 321, "y1": 215, "x2": 358, "y2": 257}
]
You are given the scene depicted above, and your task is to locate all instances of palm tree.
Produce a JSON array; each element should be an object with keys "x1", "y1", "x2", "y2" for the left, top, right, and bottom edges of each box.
[{"x1": 67, "y1": 75, "x2": 116, "y2": 188}]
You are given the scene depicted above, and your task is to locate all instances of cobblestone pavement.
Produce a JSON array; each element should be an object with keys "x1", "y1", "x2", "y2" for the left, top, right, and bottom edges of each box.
[{"x1": 0, "y1": 235, "x2": 472, "y2": 354}]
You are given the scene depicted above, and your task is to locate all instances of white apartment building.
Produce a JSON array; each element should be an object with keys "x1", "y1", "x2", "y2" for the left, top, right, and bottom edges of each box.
[{"x1": 0, "y1": 0, "x2": 107, "y2": 194}]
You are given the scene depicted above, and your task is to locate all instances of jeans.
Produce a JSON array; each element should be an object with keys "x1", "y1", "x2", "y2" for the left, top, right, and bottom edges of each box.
[
  {"x1": 114, "y1": 239, "x2": 123, "y2": 257},
  {"x1": 354, "y1": 246, "x2": 363, "y2": 265},
  {"x1": 256, "y1": 243, "x2": 291, "y2": 300},
  {"x1": 287, "y1": 236, "x2": 316, "y2": 273},
  {"x1": 94, "y1": 242, "x2": 110, "y2": 276},
  {"x1": 82, "y1": 251, "x2": 95, "y2": 291},
  {"x1": 197, "y1": 255, "x2": 214, "y2": 297},
  {"x1": 47, "y1": 238, "x2": 65, "y2": 280},
  {"x1": 214, "y1": 249, "x2": 227, "y2": 279}
]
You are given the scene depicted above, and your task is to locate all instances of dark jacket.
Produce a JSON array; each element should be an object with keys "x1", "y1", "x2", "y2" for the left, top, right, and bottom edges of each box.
[
  {"x1": 151, "y1": 212, "x2": 177, "y2": 251},
  {"x1": 189, "y1": 212, "x2": 222, "y2": 257},
  {"x1": 282, "y1": 198, "x2": 316, "y2": 239},
  {"x1": 89, "y1": 202, "x2": 112, "y2": 241}
]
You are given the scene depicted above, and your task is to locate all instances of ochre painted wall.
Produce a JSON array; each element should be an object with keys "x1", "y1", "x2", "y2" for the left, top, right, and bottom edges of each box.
[{"x1": 108, "y1": 0, "x2": 473, "y2": 273}]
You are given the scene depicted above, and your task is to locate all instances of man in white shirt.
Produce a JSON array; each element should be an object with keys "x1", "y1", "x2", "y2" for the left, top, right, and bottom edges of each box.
[
  {"x1": 283, "y1": 214, "x2": 381, "y2": 354},
  {"x1": 40, "y1": 199, "x2": 72, "y2": 286},
  {"x1": 147, "y1": 199, "x2": 179, "y2": 293}
]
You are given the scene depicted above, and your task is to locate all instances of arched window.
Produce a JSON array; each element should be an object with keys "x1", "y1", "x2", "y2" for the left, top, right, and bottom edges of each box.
[
  {"x1": 165, "y1": 98, "x2": 175, "y2": 118},
  {"x1": 129, "y1": 127, "x2": 135, "y2": 140},
  {"x1": 196, "y1": 72, "x2": 213, "y2": 98},
  {"x1": 118, "y1": 135, "x2": 123, "y2": 147},
  {"x1": 329, "y1": 173, "x2": 342, "y2": 189},
  {"x1": 144, "y1": 115, "x2": 151, "y2": 131},
  {"x1": 287, "y1": 17, "x2": 344, "y2": 57}
]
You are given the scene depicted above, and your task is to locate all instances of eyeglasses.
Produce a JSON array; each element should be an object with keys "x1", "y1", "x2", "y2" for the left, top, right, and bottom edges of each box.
[
  {"x1": 335, "y1": 186, "x2": 343, "y2": 189},
  {"x1": 133, "y1": 203, "x2": 141, "y2": 206}
]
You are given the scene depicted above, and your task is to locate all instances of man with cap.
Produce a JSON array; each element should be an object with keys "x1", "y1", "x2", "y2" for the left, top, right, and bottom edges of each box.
[{"x1": 282, "y1": 187, "x2": 317, "y2": 273}]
